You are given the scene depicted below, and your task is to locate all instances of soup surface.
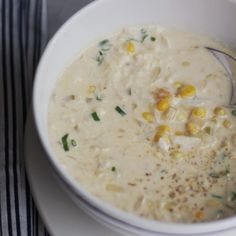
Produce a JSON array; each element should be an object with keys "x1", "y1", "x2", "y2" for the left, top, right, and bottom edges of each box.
[{"x1": 48, "y1": 26, "x2": 236, "y2": 223}]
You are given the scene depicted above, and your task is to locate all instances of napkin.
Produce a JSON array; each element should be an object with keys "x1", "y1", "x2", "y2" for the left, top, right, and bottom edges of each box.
[{"x1": 0, "y1": 0, "x2": 47, "y2": 235}]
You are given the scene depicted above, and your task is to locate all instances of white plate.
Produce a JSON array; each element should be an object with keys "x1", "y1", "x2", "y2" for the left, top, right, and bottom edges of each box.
[
  {"x1": 24, "y1": 111, "x2": 124, "y2": 236},
  {"x1": 24, "y1": 110, "x2": 236, "y2": 236}
]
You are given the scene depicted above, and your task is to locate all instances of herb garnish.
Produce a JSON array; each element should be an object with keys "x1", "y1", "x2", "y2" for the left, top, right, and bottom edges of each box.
[
  {"x1": 96, "y1": 39, "x2": 112, "y2": 65},
  {"x1": 150, "y1": 36, "x2": 156, "y2": 42},
  {"x1": 115, "y1": 106, "x2": 126, "y2": 116},
  {"x1": 140, "y1": 29, "x2": 148, "y2": 43},
  {"x1": 96, "y1": 95, "x2": 103, "y2": 101},
  {"x1": 211, "y1": 194, "x2": 223, "y2": 200},
  {"x1": 71, "y1": 139, "x2": 77, "y2": 147},
  {"x1": 232, "y1": 110, "x2": 236, "y2": 116},
  {"x1": 61, "y1": 134, "x2": 69, "y2": 152},
  {"x1": 111, "y1": 166, "x2": 116, "y2": 172},
  {"x1": 231, "y1": 192, "x2": 236, "y2": 201},
  {"x1": 209, "y1": 168, "x2": 229, "y2": 178},
  {"x1": 91, "y1": 112, "x2": 100, "y2": 121}
]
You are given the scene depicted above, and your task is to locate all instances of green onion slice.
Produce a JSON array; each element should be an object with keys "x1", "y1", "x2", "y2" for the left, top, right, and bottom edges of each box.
[
  {"x1": 61, "y1": 134, "x2": 69, "y2": 151},
  {"x1": 71, "y1": 139, "x2": 77, "y2": 147},
  {"x1": 115, "y1": 106, "x2": 126, "y2": 116},
  {"x1": 232, "y1": 110, "x2": 236, "y2": 116},
  {"x1": 211, "y1": 194, "x2": 223, "y2": 200},
  {"x1": 91, "y1": 112, "x2": 100, "y2": 121},
  {"x1": 150, "y1": 36, "x2": 156, "y2": 41}
]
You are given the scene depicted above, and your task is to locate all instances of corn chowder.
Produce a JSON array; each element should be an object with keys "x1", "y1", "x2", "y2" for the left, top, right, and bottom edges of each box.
[{"x1": 48, "y1": 26, "x2": 236, "y2": 223}]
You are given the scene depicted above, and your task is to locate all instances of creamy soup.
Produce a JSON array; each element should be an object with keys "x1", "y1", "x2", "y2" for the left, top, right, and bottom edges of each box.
[{"x1": 48, "y1": 26, "x2": 236, "y2": 223}]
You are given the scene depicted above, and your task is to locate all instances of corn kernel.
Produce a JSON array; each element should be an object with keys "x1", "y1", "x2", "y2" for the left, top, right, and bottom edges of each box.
[
  {"x1": 153, "y1": 125, "x2": 170, "y2": 142},
  {"x1": 182, "y1": 61, "x2": 190, "y2": 67},
  {"x1": 170, "y1": 150, "x2": 183, "y2": 160},
  {"x1": 192, "y1": 107, "x2": 207, "y2": 119},
  {"x1": 127, "y1": 41, "x2": 135, "y2": 53},
  {"x1": 142, "y1": 112, "x2": 154, "y2": 123},
  {"x1": 152, "y1": 66, "x2": 161, "y2": 78},
  {"x1": 153, "y1": 133, "x2": 162, "y2": 142},
  {"x1": 214, "y1": 107, "x2": 227, "y2": 116},
  {"x1": 186, "y1": 122, "x2": 199, "y2": 136},
  {"x1": 223, "y1": 119, "x2": 231, "y2": 128},
  {"x1": 204, "y1": 126, "x2": 212, "y2": 135},
  {"x1": 158, "y1": 125, "x2": 171, "y2": 134},
  {"x1": 88, "y1": 85, "x2": 96, "y2": 93},
  {"x1": 195, "y1": 211, "x2": 204, "y2": 220},
  {"x1": 175, "y1": 131, "x2": 184, "y2": 136},
  {"x1": 177, "y1": 84, "x2": 196, "y2": 98},
  {"x1": 174, "y1": 81, "x2": 183, "y2": 88},
  {"x1": 156, "y1": 99, "x2": 170, "y2": 112}
]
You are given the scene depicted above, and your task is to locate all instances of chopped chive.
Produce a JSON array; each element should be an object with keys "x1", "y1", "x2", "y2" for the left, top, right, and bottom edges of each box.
[
  {"x1": 99, "y1": 39, "x2": 109, "y2": 46},
  {"x1": 231, "y1": 192, "x2": 236, "y2": 201},
  {"x1": 96, "y1": 39, "x2": 111, "y2": 65},
  {"x1": 61, "y1": 134, "x2": 69, "y2": 152},
  {"x1": 111, "y1": 166, "x2": 116, "y2": 172},
  {"x1": 150, "y1": 36, "x2": 156, "y2": 42},
  {"x1": 71, "y1": 139, "x2": 77, "y2": 147},
  {"x1": 209, "y1": 168, "x2": 229, "y2": 178},
  {"x1": 232, "y1": 110, "x2": 236, "y2": 116},
  {"x1": 96, "y1": 95, "x2": 102, "y2": 101},
  {"x1": 91, "y1": 112, "x2": 100, "y2": 121},
  {"x1": 115, "y1": 106, "x2": 126, "y2": 116},
  {"x1": 140, "y1": 29, "x2": 148, "y2": 43},
  {"x1": 211, "y1": 194, "x2": 223, "y2": 200}
]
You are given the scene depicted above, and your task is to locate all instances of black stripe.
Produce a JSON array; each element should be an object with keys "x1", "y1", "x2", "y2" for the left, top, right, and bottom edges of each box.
[
  {"x1": 24, "y1": 0, "x2": 33, "y2": 235},
  {"x1": 0, "y1": 199, "x2": 3, "y2": 236},
  {"x1": 19, "y1": 0, "x2": 27, "y2": 121},
  {"x1": 25, "y1": 0, "x2": 30, "y2": 57},
  {"x1": 36, "y1": 207, "x2": 39, "y2": 236},
  {"x1": 37, "y1": 0, "x2": 42, "y2": 64},
  {"x1": 33, "y1": 0, "x2": 40, "y2": 71},
  {"x1": 9, "y1": 0, "x2": 21, "y2": 235},
  {"x1": 25, "y1": 175, "x2": 32, "y2": 236},
  {"x1": 2, "y1": 0, "x2": 13, "y2": 234}
]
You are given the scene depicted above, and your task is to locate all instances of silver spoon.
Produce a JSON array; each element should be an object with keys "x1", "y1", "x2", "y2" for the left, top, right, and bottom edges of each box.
[{"x1": 206, "y1": 47, "x2": 236, "y2": 107}]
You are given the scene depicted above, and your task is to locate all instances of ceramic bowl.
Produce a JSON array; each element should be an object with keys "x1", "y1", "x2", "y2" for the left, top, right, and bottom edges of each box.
[{"x1": 33, "y1": 0, "x2": 236, "y2": 235}]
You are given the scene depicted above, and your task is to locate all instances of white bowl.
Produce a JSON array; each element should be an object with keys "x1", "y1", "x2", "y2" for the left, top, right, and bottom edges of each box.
[{"x1": 33, "y1": 0, "x2": 236, "y2": 235}]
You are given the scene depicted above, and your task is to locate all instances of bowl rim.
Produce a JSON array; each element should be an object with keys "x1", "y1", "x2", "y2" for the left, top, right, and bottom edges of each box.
[{"x1": 33, "y1": 0, "x2": 236, "y2": 234}]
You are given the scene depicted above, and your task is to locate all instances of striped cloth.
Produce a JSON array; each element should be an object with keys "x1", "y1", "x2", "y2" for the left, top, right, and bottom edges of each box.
[{"x1": 0, "y1": 0, "x2": 48, "y2": 235}]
